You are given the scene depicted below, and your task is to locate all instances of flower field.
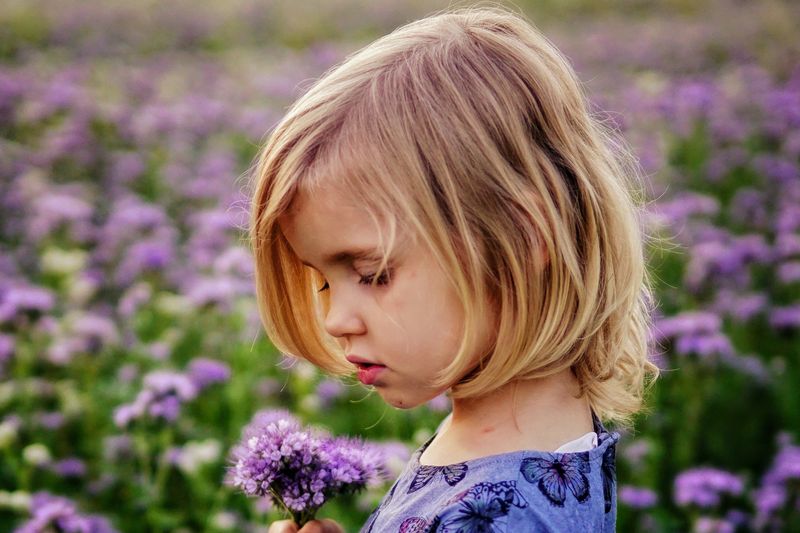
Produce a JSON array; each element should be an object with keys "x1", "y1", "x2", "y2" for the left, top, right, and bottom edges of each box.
[{"x1": 1, "y1": 0, "x2": 799, "y2": 531}]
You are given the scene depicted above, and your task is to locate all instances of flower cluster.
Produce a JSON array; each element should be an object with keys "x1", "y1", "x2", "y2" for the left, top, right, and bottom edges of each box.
[
  {"x1": 752, "y1": 435, "x2": 800, "y2": 531},
  {"x1": 14, "y1": 491, "x2": 117, "y2": 533},
  {"x1": 229, "y1": 412, "x2": 387, "y2": 526},
  {"x1": 112, "y1": 370, "x2": 197, "y2": 428},
  {"x1": 674, "y1": 467, "x2": 744, "y2": 508}
]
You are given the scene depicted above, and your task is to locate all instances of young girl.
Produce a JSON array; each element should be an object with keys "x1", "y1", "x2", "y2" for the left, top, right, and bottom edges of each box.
[{"x1": 250, "y1": 6, "x2": 659, "y2": 532}]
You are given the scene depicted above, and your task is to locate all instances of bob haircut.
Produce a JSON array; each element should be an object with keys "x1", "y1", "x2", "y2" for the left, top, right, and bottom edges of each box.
[{"x1": 249, "y1": 6, "x2": 660, "y2": 427}]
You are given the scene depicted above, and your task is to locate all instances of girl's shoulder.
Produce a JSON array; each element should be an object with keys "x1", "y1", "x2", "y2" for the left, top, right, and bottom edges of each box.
[{"x1": 361, "y1": 412, "x2": 620, "y2": 532}]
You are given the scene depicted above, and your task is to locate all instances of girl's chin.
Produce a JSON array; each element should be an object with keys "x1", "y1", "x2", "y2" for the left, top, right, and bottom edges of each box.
[
  {"x1": 377, "y1": 390, "x2": 420, "y2": 410},
  {"x1": 379, "y1": 390, "x2": 442, "y2": 410}
]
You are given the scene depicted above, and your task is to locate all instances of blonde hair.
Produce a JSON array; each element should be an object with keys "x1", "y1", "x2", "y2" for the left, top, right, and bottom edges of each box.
[{"x1": 249, "y1": 5, "x2": 660, "y2": 428}]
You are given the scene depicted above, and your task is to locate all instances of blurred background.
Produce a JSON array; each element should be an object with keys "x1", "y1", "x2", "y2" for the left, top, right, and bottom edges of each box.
[{"x1": 1, "y1": 0, "x2": 798, "y2": 531}]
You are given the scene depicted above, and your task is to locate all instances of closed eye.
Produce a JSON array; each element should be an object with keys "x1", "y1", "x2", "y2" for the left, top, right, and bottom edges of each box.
[{"x1": 317, "y1": 270, "x2": 391, "y2": 292}]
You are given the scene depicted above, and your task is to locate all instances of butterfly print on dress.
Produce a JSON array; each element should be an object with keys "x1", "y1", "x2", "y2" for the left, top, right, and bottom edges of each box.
[
  {"x1": 399, "y1": 517, "x2": 431, "y2": 533},
  {"x1": 519, "y1": 452, "x2": 592, "y2": 508},
  {"x1": 439, "y1": 481, "x2": 528, "y2": 532},
  {"x1": 408, "y1": 463, "x2": 468, "y2": 493}
]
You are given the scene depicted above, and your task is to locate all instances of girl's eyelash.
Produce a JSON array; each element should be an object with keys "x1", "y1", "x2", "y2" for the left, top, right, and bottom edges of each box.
[{"x1": 317, "y1": 270, "x2": 391, "y2": 292}]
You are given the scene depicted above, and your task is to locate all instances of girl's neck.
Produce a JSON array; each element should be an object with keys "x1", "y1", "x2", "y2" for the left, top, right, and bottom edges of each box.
[{"x1": 421, "y1": 368, "x2": 593, "y2": 466}]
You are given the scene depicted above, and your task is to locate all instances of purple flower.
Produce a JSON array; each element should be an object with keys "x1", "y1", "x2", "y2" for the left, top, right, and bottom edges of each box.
[
  {"x1": 213, "y1": 246, "x2": 254, "y2": 278},
  {"x1": 240, "y1": 409, "x2": 298, "y2": 440},
  {"x1": 107, "y1": 151, "x2": 146, "y2": 185},
  {"x1": 184, "y1": 276, "x2": 240, "y2": 311},
  {"x1": 675, "y1": 332, "x2": 734, "y2": 359},
  {"x1": 27, "y1": 191, "x2": 94, "y2": 243},
  {"x1": 753, "y1": 154, "x2": 799, "y2": 185},
  {"x1": 778, "y1": 261, "x2": 800, "y2": 284},
  {"x1": 46, "y1": 337, "x2": 87, "y2": 366},
  {"x1": 113, "y1": 370, "x2": 198, "y2": 428},
  {"x1": 0, "y1": 284, "x2": 56, "y2": 324},
  {"x1": 117, "y1": 282, "x2": 153, "y2": 318},
  {"x1": 229, "y1": 416, "x2": 387, "y2": 526},
  {"x1": 621, "y1": 439, "x2": 651, "y2": 469},
  {"x1": 50, "y1": 458, "x2": 87, "y2": 478},
  {"x1": 427, "y1": 393, "x2": 451, "y2": 413},
  {"x1": 652, "y1": 311, "x2": 721, "y2": 342},
  {"x1": 35, "y1": 411, "x2": 66, "y2": 430},
  {"x1": 0, "y1": 333, "x2": 15, "y2": 362},
  {"x1": 71, "y1": 312, "x2": 120, "y2": 351},
  {"x1": 693, "y1": 516, "x2": 736, "y2": 533},
  {"x1": 619, "y1": 485, "x2": 658, "y2": 509},
  {"x1": 187, "y1": 357, "x2": 231, "y2": 390},
  {"x1": 14, "y1": 492, "x2": 118, "y2": 533},
  {"x1": 316, "y1": 378, "x2": 345, "y2": 407},
  {"x1": 674, "y1": 467, "x2": 744, "y2": 508},
  {"x1": 769, "y1": 305, "x2": 800, "y2": 330},
  {"x1": 710, "y1": 289, "x2": 767, "y2": 323},
  {"x1": 371, "y1": 441, "x2": 412, "y2": 480},
  {"x1": 114, "y1": 239, "x2": 175, "y2": 286}
]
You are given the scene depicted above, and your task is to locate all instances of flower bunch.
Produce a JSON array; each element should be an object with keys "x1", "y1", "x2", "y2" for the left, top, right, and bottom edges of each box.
[
  {"x1": 229, "y1": 413, "x2": 387, "y2": 526},
  {"x1": 112, "y1": 370, "x2": 198, "y2": 428}
]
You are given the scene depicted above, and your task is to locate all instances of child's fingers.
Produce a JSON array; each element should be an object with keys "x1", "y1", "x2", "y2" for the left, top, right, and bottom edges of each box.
[
  {"x1": 298, "y1": 519, "x2": 345, "y2": 533},
  {"x1": 268, "y1": 519, "x2": 299, "y2": 533}
]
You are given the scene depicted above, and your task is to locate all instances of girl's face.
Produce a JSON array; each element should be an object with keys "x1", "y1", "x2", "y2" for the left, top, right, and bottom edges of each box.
[{"x1": 277, "y1": 181, "x2": 495, "y2": 409}]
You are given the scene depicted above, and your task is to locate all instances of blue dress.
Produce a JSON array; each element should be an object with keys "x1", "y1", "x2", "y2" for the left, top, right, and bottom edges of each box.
[{"x1": 361, "y1": 411, "x2": 619, "y2": 532}]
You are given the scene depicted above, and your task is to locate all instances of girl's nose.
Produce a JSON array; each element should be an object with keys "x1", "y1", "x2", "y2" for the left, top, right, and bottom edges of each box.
[{"x1": 323, "y1": 288, "x2": 366, "y2": 339}]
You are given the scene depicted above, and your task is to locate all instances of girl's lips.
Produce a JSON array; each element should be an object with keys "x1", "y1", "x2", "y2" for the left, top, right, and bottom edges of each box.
[{"x1": 355, "y1": 363, "x2": 386, "y2": 385}]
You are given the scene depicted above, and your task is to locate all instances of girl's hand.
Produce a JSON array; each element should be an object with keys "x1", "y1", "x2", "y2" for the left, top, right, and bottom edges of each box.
[{"x1": 268, "y1": 519, "x2": 345, "y2": 533}]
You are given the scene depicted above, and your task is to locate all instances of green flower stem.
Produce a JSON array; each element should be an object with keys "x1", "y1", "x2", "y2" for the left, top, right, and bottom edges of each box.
[
  {"x1": 267, "y1": 488, "x2": 317, "y2": 528},
  {"x1": 152, "y1": 427, "x2": 174, "y2": 504},
  {"x1": 133, "y1": 430, "x2": 153, "y2": 491}
]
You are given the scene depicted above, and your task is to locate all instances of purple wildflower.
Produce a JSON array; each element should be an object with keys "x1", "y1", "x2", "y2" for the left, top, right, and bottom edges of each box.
[
  {"x1": 769, "y1": 305, "x2": 800, "y2": 330},
  {"x1": 113, "y1": 370, "x2": 197, "y2": 428},
  {"x1": 107, "y1": 151, "x2": 146, "y2": 185},
  {"x1": 229, "y1": 417, "x2": 387, "y2": 526},
  {"x1": 184, "y1": 276, "x2": 240, "y2": 311},
  {"x1": 114, "y1": 239, "x2": 175, "y2": 286},
  {"x1": 674, "y1": 467, "x2": 744, "y2": 508},
  {"x1": 371, "y1": 441, "x2": 413, "y2": 480},
  {"x1": 240, "y1": 409, "x2": 299, "y2": 441},
  {"x1": 35, "y1": 411, "x2": 66, "y2": 430},
  {"x1": 427, "y1": 393, "x2": 451, "y2": 413},
  {"x1": 774, "y1": 232, "x2": 800, "y2": 258},
  {"x1": 14, "y1": 492, "x2": 118, "y2": 533},
  {"x1": 117, "y1": 282, "x2": 153, "y2": 318},
  {"x1": 0, "y1": 284, "x2": 56, "y2": 324},
  {"x1": 652, "y1": 311, "x2": 721, "y2": 342},
  {"x1": 710, "y1": 289, "x2": 767, "y2": 323},
  {"x1": 753, "y1": 434, "x2": 800, "y2": 530},
  {"x1": 621, "y1": 439, "x2": 651, "y2": 469},
  {"x1": 316, "y1": 378, "x2": 345, "y2": 408},
  {"x1": 50, "y1": 458, "x2": 87, "y2": 478},
  {"x1": 71, "y1": 312, "x2": 120, "y2": 351},
  {"x1": 213, "y1": 246, "x2": 254, "y2": 278},
  {"x1": 187, "y1": 357, "x2": 231, "y2": 390},
  {"x1": 619, "y1": 485, "x2": 658, "y2": 509},
  {"x1": 777, "y1": 261, "x2": 800, "y2": 284},
  {"x1": 693, "y1": 516, "x2": 736, "y2": 533},
  {"x1": 675, "y1": 332, "x2": 734, "y2": 359},
  {"x1": 27, "y1": 191, "x2": 94, "y2": 243},
  {"x1": 46, "y1": 337, "x2": 87, "y2": 366}
]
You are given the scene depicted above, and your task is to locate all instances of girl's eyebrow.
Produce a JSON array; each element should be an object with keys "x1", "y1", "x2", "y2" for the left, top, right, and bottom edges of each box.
[{"x1": 300, "y1": 248, "x2": 384, "y2": 269}]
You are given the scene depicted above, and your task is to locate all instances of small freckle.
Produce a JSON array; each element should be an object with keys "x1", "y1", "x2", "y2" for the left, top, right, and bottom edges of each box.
[{"x1": 481, "y1": 426, "x2": 495, "y2": 434}]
